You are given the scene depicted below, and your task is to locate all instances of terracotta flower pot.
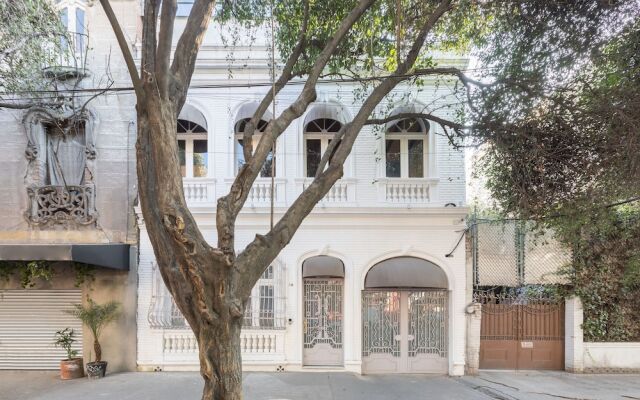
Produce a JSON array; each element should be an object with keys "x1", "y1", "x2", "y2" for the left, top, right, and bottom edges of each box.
[{"x1": 60, "y1": 358, "x2": 84, "y2": 380}]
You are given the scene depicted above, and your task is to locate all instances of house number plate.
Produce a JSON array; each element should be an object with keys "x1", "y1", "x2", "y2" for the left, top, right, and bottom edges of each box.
[{"x1": 521, "y1": 341, "x2": 533, "y2": 348}]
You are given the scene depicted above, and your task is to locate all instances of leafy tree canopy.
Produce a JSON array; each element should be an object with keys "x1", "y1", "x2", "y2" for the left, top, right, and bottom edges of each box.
[
  {"x1": 475, "y1": 2, "x2": 640, "y2": 218},
  {"x1": 0, "y1": 0, "x2": 67, "y2": 109}
]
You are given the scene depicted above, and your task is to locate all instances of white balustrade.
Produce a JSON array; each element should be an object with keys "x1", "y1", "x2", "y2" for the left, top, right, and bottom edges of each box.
[
  {"x1": 299, "y1": 178, "x2": 354, "y2": 204},
  {"x1": 183, "y1": 178, "x2": 215, "y2": 204},
  {"x1": 240, "y1": 332, "x2": 277, "y2": 353},
  {"x1": 163, "y1": 333, "x2": 198, "y2": 353},
  {"x1": 379, "y1": 179, "x2": 437, "y2": 204},
  {"x1": 247, "y1": 181, "x2": 275, "y2": 204},
  {"x1": 163, "y1": 330, "x2": 279, "y2": 354},
  {"x1": 225, "y1": 178, "x2": 285, "y2": 206}
]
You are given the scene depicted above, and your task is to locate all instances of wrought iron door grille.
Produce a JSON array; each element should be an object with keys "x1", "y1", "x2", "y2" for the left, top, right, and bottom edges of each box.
[
  {"x1": 408, "y1": 290, "x2": 448, "y2": 357},
  {"x1": 303, "y1": 279, "x2": 343, "y2": 349},
  {"x1": 362, "y1": 291, "x2": 400, "y2": 357}
]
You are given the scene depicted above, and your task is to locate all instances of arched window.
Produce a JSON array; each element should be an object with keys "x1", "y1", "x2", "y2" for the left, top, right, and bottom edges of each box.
[
  {"x1": 385, "y1": 117, "x2": 429, "y2": 178},
  {"x1": 177, "y1": 119, "x2": 208, "y2": 178},
  {"x1": 243, "y1": 264, "x2": 286, "y2": 329},
  {"x1": 57, "y1": 1, "x2": 86, "y2": 57},
  {"x1": 304, "y1": 118, "x2": 342, "y2": 177},
  {"x1": 150, "y1": 262, "x2": 286, "y2": 330},
  {"x1": 234, "y1": 118, "x2": 274, "y2": 177}
]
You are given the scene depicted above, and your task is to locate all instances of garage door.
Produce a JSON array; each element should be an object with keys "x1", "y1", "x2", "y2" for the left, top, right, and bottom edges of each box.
[
  {"x1": 0, "y1": 290, "x2": 83, "y2": 369},
  {"x1": 479, "y1": 299, "x2": 564, "y2": 370}
]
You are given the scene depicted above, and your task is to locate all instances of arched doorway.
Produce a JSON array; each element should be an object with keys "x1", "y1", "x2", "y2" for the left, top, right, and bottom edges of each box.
[
  {"x1": 302, "y1": 256, "x2": 344, "y2": 366},
  {"x1": 362, "y1": 256, "x2": 448, "y2": 374}
]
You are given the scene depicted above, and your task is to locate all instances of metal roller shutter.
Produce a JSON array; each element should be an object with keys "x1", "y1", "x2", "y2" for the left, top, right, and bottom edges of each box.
[{"x1": 0, "y1": 290, "x2": 83, "y2": 369}]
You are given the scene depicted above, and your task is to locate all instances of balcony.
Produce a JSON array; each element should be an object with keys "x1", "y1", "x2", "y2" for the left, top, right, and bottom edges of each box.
[
  {"x1": 182, "y1": 178, "x2": 216, "y2": 205},
  {"x1": 377, "y1": 178, "x2": 439, "y2": 205},
  {"x1": 26, "y1": 185, "x2": 96, "y2": 226},
  {"x1": 224, "y1": 178, "x2": 287, "y2": 208},
  {"x1": 42, "y1": 32, "x2": 89, "y2": 80},
  {"x1": 296, "y1": 178, "x2": 356, "y2": 205}
]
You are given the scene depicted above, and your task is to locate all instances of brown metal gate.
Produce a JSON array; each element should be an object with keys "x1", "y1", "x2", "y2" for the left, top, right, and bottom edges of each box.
[{"x1": 478, "y1": 295, "x2": 564, "y2": 370}]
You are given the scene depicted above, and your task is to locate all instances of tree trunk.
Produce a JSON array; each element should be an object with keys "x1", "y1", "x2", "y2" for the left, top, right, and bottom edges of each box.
[
  {"x1": 199, "y1": 318, "x2": 243, "y2": 400},
  {"x1": 94, "y1": 339, "x2": 102, "y2": 362},
  {"x1": 136, "y1": 93, "x2": 245, "y2": 400}
]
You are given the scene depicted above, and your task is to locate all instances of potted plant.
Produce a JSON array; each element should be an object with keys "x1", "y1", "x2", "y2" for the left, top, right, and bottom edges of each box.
[
  {"x1": 67, "y1": 299, "x2": 120, "y2": 379},
  {"x1": 53, "y1": 328, "x2": 84, "y2": 379}
]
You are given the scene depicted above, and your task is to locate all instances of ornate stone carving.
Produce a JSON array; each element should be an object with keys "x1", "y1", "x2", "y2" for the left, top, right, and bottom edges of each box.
[
  {"x1": 25, "y1": 184, "x2": 97, "y2": 226},
  {"x1": 22, "y1": 107, "x2": 99, "y2": 227}
]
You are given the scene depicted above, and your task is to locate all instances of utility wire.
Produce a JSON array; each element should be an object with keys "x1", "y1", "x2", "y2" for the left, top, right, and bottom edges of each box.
[{"x1": 0, "y1": 66, "x2": 495, "y2": 98}]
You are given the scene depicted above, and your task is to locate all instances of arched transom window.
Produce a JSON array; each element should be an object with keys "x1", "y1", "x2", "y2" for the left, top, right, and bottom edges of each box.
[
  {"x1": 234, "y1": 118, "x2": 274, "y2": 177},
  {"x1": 385, "y1": 117, "x2": 429, "y2": 178},
  {"x1": 304, "y1": 118, "x2": 342, "y2": 177}
]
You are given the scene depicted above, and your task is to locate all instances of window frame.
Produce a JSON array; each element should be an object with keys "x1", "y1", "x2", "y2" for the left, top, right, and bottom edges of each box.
[
  {"x1": 178, "y1": 135, "x2": 209, "y2": 178},
  {"x1": 303, "y1": 118, "x2": 343, "y2": 178},
  {"x1": 384, "y1": 118, "x2": 429, "y2": 179},
  {"x1": 234, "y1": 118, "x2": 274, "y2": 178},
  {"x1": 242, "y1": 264, "x2": 286, "y2": 330}
]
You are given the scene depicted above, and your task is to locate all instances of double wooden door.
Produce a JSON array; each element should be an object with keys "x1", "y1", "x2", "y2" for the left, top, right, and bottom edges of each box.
[{"x1": 480, "y1": 302, "x2": 564, "y2": 370}]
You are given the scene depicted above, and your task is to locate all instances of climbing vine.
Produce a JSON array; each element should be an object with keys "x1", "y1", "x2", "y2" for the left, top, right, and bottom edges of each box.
[
  {"x1": 0, "y1": 261, "x2": 95, "y2": 289},
  {"x1": 556, "y1": 204, "x2": 640, "y2": 342}
]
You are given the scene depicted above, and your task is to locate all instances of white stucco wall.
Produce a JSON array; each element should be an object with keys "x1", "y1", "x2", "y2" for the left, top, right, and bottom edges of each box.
[
  {"x1": 137, "y1": 208, "x2": 468, "y2": 375},
  {"x1": 583, "y1": 343, "x2": 640, "y2": 371},
  {"x1": 134, "y1": 5, "x2": 470, "y2": 376}
]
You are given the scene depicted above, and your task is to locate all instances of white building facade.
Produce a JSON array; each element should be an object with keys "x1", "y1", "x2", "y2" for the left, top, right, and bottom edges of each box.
[{"x1": 136, "y1": 14, "x2": 469, "y2": 376}]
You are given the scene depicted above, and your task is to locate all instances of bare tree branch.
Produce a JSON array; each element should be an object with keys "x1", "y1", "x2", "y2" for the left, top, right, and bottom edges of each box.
[
  {"x1": 216, "y1": 0, "x2": 377, "y2": 255},
  {"x1": 141, "y1": 0, "x2": 161, "y2": 83},
  {"x1": 98, "y1": 0, "x2": 142, "y2": 97},
  {"x1": 241, "y1": 0, "x2": 310, "y2": 162},
  {"x1": 234, "y1": 0, "x2": 454, "y2": 295},
  {"x1": 0, "y1": 101, "x2": 59, "y2": 109},
  {"x1": 365, "y1": 111, "x2": 469, "y2": 130},
  {"x1": 170, "y1": 0, "x2": 217, "y2": 112},
  {"x1": 156, "y1": 0, "x2": 177, "y2": 95}
]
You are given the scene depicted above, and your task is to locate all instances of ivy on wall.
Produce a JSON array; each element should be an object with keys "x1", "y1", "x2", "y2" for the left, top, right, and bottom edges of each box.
[
  {"x1": 0, "y1": 261, "x2": 95, "y2": 289},
  {"x1": 557, "y1": 204, "x2": 640, "y2": 342}
]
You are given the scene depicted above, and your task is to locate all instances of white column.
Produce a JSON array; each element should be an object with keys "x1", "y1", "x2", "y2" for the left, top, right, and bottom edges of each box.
[
  {"x1": 565, "y1": 296, "x2": 584, "y2": 372},
  {"x1": 465, "y1": 303, "x2": 482, "y2": 375}
]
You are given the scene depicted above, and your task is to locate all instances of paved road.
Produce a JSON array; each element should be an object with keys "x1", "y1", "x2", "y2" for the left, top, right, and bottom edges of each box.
[{"x1": 1, "y1": 370, "x2": 639, "y2": 400}]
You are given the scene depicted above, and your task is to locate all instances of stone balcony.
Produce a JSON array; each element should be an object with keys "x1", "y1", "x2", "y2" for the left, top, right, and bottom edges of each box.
[
  {"x1": 376, "y1": 178, "x2": 439, "y2": 205},
  {"x1": 183, "y1": 177, "x2": 443, "y2": 209},
  {"x1": 182, "y1": 178, "x2": 216, "y2": 205}
]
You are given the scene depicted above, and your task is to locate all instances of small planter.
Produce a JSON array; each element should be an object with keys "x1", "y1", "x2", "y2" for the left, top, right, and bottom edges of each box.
[
  {"x1": 86, "y1": 361, "x2": 108, "y2": 379},
  {"x1": 60, "y1": 358, "x2": 84, "y2": 380}
]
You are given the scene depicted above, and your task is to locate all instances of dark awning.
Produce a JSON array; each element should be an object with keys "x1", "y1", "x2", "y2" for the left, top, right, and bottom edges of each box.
[
  {"x1": 0, "y1": 244, "x2": 131, "y2": 270},
  {"x1": 302, "y1": 255, "x2": 344, "y2": 278},
  {"x1": 365, "y1": 256, "x2": 447, "y2": 289}
]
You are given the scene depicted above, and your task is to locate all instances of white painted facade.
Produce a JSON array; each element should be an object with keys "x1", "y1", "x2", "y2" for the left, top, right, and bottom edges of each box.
[
  {"x1": 565, "y1": 297, "x2": 640, "y2": 373},
  {"x1": 136, "y1": 13, "x2": 469, "y2": 375}
]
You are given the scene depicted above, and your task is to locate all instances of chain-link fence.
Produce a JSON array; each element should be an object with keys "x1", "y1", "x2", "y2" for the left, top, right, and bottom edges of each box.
[{"x1": 471, "y1": 219, "x2": 571, "y2": 287}]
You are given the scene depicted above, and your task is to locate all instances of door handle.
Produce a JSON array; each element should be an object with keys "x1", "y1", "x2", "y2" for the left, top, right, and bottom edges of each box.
[
  {"x1": 394, "y1": 335, "x2": 402, "y2": 341},
  {"x1": 407, "y1": 335, "x2": 415, "y2": 341}
]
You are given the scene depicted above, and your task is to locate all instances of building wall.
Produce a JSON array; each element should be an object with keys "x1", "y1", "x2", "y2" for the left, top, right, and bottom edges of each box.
[
  {"x1": 135, "y1": 12, "x2": 469, "y2": 375},
  {"x1": 0, "y1": 0, "x2": 140, "y2": 372},
  {"x1": 137, "y1": 209, "x2": 468, "y2": 375},
  {"x1": 565, "y1": 297, "x2": 640, "y2": 373}
]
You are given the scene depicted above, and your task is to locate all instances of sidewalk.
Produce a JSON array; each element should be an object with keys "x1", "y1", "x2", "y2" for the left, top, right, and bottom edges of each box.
[
  {"x1": 460, "y1": 370, "x2": 640, "y2": 400},
  {"x1": 1, "y1": 371, "x2": 487, "y2": 400},
  {"x1": 1, "y1": 370, "x2": 639, "y2": 400}
]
